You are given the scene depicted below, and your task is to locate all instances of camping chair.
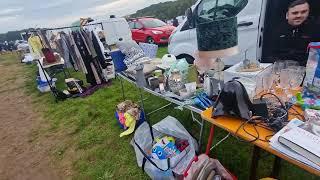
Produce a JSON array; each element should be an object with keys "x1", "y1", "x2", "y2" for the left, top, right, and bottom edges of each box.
[{"x1": 37, "y1": 59, "x2": 68, "y2": 102}]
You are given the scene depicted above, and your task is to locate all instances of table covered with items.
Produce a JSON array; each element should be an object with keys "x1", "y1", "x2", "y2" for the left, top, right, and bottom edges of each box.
[
  {"x1": 112, "y1": 39, "x2": 320, "y2": 179},
  {"x1": 200, "y1": 43, "x2": 320, "y2": 179}
]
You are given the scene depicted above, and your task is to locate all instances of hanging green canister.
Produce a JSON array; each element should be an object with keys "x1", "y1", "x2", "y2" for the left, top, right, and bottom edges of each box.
[{"x1": 193, "y1": 0, "x2": 248, "y2": 58}]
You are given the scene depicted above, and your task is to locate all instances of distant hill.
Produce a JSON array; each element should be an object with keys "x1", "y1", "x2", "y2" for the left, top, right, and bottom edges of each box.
[
  {"x1": 0, "y1": 0, "x2": 197, "y2": 42},
  {"x1": 131, "y1": 0, "x2": 197, "y2": 21}
]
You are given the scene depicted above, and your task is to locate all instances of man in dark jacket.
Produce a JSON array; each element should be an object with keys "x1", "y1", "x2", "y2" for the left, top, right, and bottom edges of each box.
[
  {"x1": 172, "y1": 17, "x2": 179, "y2": 27},
  {"x1": 273, "y1": 0, "x2": 319, "y2": 66}
]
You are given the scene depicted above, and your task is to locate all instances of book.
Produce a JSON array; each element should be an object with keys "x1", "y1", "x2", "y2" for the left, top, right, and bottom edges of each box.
[
  {"x1": 269, "y1": 119, "x2": 320, "y2": 171},
  {"x1": 279, "y1": 117, "x2": 320, "y2": 166}
]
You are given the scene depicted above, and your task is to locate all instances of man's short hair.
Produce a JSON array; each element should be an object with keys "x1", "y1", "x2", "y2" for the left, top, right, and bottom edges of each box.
[{"x1": 288, "y1": 0, "x2": 309, "y2": 10}]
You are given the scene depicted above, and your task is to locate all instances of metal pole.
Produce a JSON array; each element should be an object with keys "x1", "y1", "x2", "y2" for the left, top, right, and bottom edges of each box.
[
  {"x1": 119, "y1": 76, "x2": 125, "y2": 100},
  {"x1": 147, "y1": 103, "x2": 172, "y2": 116},
  {"x1": 198, "y1": 118, "x2": 205, "y2": 152},
  {"x1": 206, "y1": 125, "x2": 215, "y2": 156},
  {"x1": 139, "y1": 87, "x2": 145, "y2": 112}
]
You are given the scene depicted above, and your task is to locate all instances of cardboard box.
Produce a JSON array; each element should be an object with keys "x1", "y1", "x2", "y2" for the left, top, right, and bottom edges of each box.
[{"x1": 224, "y1": 62, "x2": 273, "y2": 99}]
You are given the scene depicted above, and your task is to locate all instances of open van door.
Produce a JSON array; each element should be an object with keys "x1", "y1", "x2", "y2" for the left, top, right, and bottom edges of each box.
[
  {"x1": 169, "y1": 0, "x2": 265, "y2": 66},
  {"x1": 236, "y1": 0, "x2": 265, "y2": 64}
]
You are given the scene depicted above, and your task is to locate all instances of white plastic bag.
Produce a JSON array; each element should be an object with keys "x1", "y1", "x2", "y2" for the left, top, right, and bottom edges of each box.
[
  {"x1": 131, "y1": 116, "x2": 198, "y2": 180},
  {"x1": 304, "y1": 42, "x2": 320, "y2": 91}
]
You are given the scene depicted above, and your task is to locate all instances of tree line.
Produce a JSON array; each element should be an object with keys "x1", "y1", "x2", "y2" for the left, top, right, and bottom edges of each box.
[
  {"x1": 130, "y1": 0, "x2": 197, "y2": 21},
  {"x1": 0, "y1": 0, "x2": 197, "y2": 42}
]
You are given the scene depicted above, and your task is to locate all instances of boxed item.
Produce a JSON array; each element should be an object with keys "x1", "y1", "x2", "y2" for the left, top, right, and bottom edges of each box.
[{"x1": 224, "y1": 62, "x2": 272, "y2": 99}]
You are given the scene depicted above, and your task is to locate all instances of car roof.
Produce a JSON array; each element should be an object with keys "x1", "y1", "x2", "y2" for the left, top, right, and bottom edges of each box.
[{"x1": 129, "y1": 17, "x2": 156, "y2": 22}]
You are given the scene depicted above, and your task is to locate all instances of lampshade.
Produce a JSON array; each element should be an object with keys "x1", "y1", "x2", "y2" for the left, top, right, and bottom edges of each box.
[{"x1": 194, "y1": 0, "x2": 248, "y2": 60}]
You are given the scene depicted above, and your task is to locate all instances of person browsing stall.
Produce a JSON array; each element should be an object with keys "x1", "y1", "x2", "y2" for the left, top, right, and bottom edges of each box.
[{"x1": 272, "y1": 0, "x2": 319, "y2": 66}]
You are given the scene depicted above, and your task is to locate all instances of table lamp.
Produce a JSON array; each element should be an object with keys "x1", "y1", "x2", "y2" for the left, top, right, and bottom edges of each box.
[{"x1": 192, "y1": 0, "x2": 248, "y2": 72}]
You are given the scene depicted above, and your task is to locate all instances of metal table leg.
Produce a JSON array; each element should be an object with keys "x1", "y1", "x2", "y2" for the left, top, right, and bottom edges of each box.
[
  {"x1": 147, "y1": 103, "x2": 172, "y2": 116},
  {"x1": 138, "y1": 88, "x2": 145, "y2": 112},
  {"x1": 271, "y1": 156, "x2": 282, "y2": 178},
  {"x1": 190, "y1": 111, "x2": 205, "y2": 152},
  {"x1": 206, "y1": 125, "x2": 215, "y2": 156},
  {"x1": 119, "y1": 76, "x2": 125, "y2": 100},
  {"x1": 198, "y1": 118, "x2": 204, "y2": 152},
  {"x1": 250, "y1": 146, "x2": 261, "y2": 180}
]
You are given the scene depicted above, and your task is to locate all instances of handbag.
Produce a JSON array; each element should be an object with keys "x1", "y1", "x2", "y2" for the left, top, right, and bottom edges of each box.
[
  {"x1": 42, "y1": 48, "x2": 56, "y2": 63},
  {"x1": 37, "y1": 33, "x2": 56, "y2": 64}
]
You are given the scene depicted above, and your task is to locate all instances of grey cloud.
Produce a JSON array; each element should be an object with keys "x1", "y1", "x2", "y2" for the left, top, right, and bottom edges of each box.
[
  {"x1": 0, "y1": 8, "x2": 24, "y2": 16},
  {"x1": 0, "y1": 0, "x2": 174, "y2": 33}
]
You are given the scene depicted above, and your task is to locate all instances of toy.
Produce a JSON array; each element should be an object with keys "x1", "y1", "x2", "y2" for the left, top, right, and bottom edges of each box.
[
  {"x1": 119, "y1": 113, "x2": 136, "y2": 137},
  {"x1": 152, "y1": 144, "x2": 168, "y2": 160},
  {"x1": 176, "y1": 139, "x2": 189, "y2": 152},
  {"x1": 193, "y1": 92, "x2": 214, "y2": 109},
  {"x1": 151, "y1": 136, "x2": 180, "y2": 160},
  {"x1": 296, "y1": 90, "x2": 320, "y2": 110},
  {"x1": 116, "y1": 100, "x2": 144, "y2": 137},
  {"x1": 155, "y1": 136, "x2": 175, "y2": 144},
  {"x1": 118, "y1": 112, "x2": 127, "y2": 129}
]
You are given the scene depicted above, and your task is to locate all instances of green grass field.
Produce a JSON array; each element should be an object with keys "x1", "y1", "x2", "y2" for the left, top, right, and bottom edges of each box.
[{"x1": 13, "y1": 47, "x2": 319, "y2": 179}]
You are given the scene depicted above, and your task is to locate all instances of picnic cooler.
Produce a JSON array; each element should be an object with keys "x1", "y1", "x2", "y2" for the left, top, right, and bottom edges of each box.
[{"x1": 131, "y1": 116, "x2": 198, "y2": 179}]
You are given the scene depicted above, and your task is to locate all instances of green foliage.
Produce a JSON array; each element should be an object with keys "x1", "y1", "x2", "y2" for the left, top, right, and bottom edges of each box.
[
  {"x1": 0, "y1": 31, "x2": 21, "y2": 42},
  {"x1": 131, "y1": 0, "x2": 197, "y2": 21},
  {"x1": 0, "y1": 28, "x2": 36, "y2": 42}
]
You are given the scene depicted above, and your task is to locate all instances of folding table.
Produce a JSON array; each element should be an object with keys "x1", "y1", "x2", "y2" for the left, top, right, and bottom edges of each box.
[
  {"x1": 201, "y1": 107, "x2": 320, "y2": 180},
  {"x1": 117, "y1": 72, "x2": 205, "y2": 150}
]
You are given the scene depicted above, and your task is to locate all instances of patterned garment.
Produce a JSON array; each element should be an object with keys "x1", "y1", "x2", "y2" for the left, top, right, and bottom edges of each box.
[
  {"x1": 28, "y1": 35, "x2": 43, "y2": 59},
  {"x1": 139, "y1": 43, "x2": 158, "y2": 58},
  {"x1": 116, "y1": 40, "x2": 145, "y2": 66}
]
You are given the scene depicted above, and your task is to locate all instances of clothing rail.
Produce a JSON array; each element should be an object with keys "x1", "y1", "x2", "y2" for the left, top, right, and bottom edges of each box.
[{"x1": 29, "y1": 22, "x2": 104, "y2": 32}]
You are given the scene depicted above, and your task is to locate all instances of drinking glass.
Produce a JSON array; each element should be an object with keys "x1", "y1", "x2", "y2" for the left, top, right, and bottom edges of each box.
[
  {"x1": 297, "y1": 66, "x2": 306, "y2": 86},
  {"x1": 287, "y1": 66, "x2": 306, "y2": 89},
  {"x1": 273, "y1": 61, "x2": 285, "y2": 87},
  {"x1": 263, "y1": 76, "x2": 274, "y2": 93},
  {"x1": 284, "y1": 60, "x2": 299, "y2": 69},
  {"x1": 288, "y1": 69, "x2": 300, "y2": 89},
  {"x1": 280, "y1": 69, "x2": 290, "y2": 91}
]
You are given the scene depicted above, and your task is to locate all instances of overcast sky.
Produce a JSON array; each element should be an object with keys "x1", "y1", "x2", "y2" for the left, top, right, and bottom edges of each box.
[{"x1": 0, "y1": 0, "x2": 174, "y2": 33}]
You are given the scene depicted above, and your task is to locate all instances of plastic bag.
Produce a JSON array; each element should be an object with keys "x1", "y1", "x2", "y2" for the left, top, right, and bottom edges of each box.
[
  {"x1": 131, "y1": 116, "x2": 198, "y2": 180},
  {"x1": 162, "y1": 54, "x2": 177, "y2": 68},
  {"x1": 304, "y1": 42, "x2": 320, "y2": 94},
  {"x1": 184, "y1": 154, "x2": 233, "y2": 180},
  {"x1": 167, "y1": 58, "x2": 190, "y2": 83}
]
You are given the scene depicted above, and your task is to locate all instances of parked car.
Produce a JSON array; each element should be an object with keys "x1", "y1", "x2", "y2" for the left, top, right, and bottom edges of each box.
[
  {"x1": 168, "y1": 0, "x2": 320, "y2": 65},
  {"x1": 129, "y1": 17, "x2": 176, "y2": 44}
]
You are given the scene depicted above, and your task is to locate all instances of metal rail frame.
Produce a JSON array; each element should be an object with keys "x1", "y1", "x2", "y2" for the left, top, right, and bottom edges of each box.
[{"x1": 117, "y1": 72, "x2": 205, "y2": 150}]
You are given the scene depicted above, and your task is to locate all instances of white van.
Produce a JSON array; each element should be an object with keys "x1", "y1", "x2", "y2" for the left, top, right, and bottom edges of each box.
[
  {"x1": 168, "y1": 0, "x2": 320, "y2": 65},
  {"x1": 90, "y1": 16, "x2": 132, "y2": 45}
]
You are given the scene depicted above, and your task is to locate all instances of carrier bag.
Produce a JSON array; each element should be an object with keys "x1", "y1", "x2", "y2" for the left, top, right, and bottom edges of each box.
[
  {"x1": 304, "y1": 42, "x2": 320, "y2": 92},
  {"x1": 131, "y1": 116, "x2": 198, "y2": 180},
  {"x1": 183, "y1": 154, "x2": 234, "y2": 180},
  {"x1": 42, "y1": 48, "x2": 56, "y2": 63}
]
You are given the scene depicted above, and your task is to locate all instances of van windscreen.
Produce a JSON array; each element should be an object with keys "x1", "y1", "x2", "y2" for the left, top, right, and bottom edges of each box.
[{"x1": 140, "y1": 19, "x2": 166, "y2": 28}]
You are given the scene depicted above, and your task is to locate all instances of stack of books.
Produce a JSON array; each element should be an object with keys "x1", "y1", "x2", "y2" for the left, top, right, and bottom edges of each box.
[{"x1": 270, "y1": 109, "x2": 320, "y2": 171}]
